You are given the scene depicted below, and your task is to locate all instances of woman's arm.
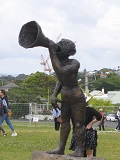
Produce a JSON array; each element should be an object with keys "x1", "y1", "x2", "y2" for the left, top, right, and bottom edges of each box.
[
  {"x1": 86, "y1": 118, "x2": 98, "y2": 129},
  {"x1": 86, "y1": 107, "x2": 102, "y2": 129}
]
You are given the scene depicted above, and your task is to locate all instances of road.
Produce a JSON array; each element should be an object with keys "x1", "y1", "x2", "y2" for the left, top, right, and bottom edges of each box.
[
  {"x1": 16, "y1": 119, "x2": 119, "y2": 130},
  {"x1": 94, "y1": 120, "x2": 118, "y2": 130}
]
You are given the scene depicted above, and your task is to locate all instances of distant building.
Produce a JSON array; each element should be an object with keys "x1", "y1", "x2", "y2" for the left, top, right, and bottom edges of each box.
[
  {"x1": 90, "y1": 90, "x2": 120, "y2": 104},
  {"x1": 99, "y1": 73, "x2": 107, "y2": 78},
  {"x1": 35, "y1": 95, "x2": 48, "y2": 103},
  {"x1": 107, "y1": 91, "x2": 120, "y2": 104},
  {"x1": 89, "y1": 90, "x2": 108, "y2": 100},
  {"x1": 108, "y1": 70, "x2": 114, "y2": 74},
  {"x1": 115, "y1": 70, "x2": 120, "y2": 76},
  {"x1": 0, "y1": 82, "x2": 19, "y2": 91}
]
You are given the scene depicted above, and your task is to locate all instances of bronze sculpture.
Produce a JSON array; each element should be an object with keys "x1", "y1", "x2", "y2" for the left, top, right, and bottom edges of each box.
[{"x1": 19, "y1": 21, "x2": 86, "y2": 157}]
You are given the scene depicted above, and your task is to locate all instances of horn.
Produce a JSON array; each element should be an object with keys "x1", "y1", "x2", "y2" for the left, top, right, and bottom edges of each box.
[{"x1": 18, "y1": 21, "x2": 49, "y2": 48}]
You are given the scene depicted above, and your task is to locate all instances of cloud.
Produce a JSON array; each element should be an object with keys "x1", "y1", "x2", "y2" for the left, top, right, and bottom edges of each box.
[{"x1": 0, "y1": 0, "x2": 120, "y2": 75}]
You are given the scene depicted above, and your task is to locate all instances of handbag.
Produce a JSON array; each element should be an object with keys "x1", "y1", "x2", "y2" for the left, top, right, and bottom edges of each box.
[
  {"x1": 7, "y1": 110, "x2": 12, "y2": 117},
  {"x1": 57, "y1": 117, "x2": 61, "y2": 122}
]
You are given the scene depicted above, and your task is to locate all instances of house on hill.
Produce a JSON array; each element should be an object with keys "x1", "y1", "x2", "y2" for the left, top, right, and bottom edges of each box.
[
  {"x1": 90, "y1": 90, "x2": 105, "y2": 96},
  {"x1": 0, "y1": 82, "x2": 19, "y2": 91},
  {"x1": 89, "y1": 90, "x2": 108, "y2": 100},
  {"x1": 107, "y1": 91, "x2": 120, "y2": 104},
  {"x1": 89, "y1": 90, "x2": 120, "y2": 104},
  {"x1": 35, "y1": 95, "x2": 48, "y2": 103}
]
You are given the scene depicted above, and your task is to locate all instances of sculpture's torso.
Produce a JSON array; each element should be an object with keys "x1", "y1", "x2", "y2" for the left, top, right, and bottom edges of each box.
[{"x1": 54, "y1": 59, "x2": 85, "y2": 105}]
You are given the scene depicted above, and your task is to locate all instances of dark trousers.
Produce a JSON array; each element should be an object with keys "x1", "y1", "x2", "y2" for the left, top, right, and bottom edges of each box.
[
  {"x1": 99, "y1": 124, "x2": 105, "y2": 131},
  {"x1": 116, "y1": 119, "x2": 120, "y2": 130},
  {"x1": 99, "y1": 120, "x2": 105, "y2": 131},
  {"x1": 54, "y1": 118, "x2": 60, "y2": 131}
]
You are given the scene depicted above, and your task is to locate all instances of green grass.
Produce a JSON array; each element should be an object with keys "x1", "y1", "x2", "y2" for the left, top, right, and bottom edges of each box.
[{"x1": 0, "y1": 121, "x2": 120, "y2": 160}]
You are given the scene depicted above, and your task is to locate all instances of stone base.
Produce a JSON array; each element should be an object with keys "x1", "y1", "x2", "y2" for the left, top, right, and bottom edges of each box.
[{"x1": 31, "y1": 151, "x2": 106, "y2": 160}]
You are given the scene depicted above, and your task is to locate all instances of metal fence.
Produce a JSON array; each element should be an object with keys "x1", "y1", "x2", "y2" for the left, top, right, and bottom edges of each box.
[
  {"x1": 8, "y1": 103, "x2": 119, "y2": 126},
  {"x1": 9, "y1": 103, "x2": 53, "y2": 125}
]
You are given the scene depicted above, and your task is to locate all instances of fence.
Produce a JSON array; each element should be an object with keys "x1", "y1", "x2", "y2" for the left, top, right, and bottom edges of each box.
[
  {"x1": 7, "y1": 103, "x2": 120, "y2": 126},
  {"x1": 9, "y1": 103, "x2": 53, "y2": 126}
]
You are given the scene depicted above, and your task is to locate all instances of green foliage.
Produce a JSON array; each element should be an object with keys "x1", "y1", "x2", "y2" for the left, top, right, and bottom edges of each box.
[
  {"x1": 16, "y1": 74, "x2": 28, "y2": 80},
  {"x1": 2, "y1": 70, "x2": 120, "y2": 105},
  {"x1": 88, "y1": 97, "x2": 115, "y2": 112},
  {"x1": 93, "y1": 73, "x2": 120, "y2": 93},
  {"x1": 89, "y1": 98, "x2": 112, "y2": 107},
  {"x1": 100, "y1": 68, "x2": 110, "y2": 73},
  {"x1": 78, "y1": 71, "x2": 120, "y2": 93},
  {"x1": 7, "y1": 72, "x2": 57, "y2": 103}
]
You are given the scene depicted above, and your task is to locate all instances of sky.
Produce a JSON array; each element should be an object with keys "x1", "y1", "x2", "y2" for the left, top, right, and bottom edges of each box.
[{"x1": 0, "y1": 0, "x2": 120, "y2": 75}]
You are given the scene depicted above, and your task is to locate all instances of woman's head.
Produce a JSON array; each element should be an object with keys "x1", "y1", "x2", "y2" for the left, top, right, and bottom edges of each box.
[
  {"x1": 0, "y1": 89, "x2": 6, "y2": 97},
  {"x1": 99, "y1": 108, "x2": 103, "y2": 112}
]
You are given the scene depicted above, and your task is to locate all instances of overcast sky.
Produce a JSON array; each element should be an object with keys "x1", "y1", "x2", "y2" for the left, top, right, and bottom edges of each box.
[{"x1": 0, "y1": 0, "x2": 120, "y2": 75}]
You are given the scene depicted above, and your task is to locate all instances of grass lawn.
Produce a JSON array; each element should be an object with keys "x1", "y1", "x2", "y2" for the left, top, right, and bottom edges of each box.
[{"x1": 0, "y1": 121, "x2": 120, "y2": 160}]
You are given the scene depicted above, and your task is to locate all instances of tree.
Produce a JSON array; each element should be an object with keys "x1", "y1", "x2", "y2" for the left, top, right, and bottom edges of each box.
[
  {"x1": 93, "y1": 73, "x2": 120, "y2": 93},
  {"x1": 89, "y1": 98, "x2": 112, "y2": 107},
  {"x1": 88, "y1": 98, "x2": 114, "y2": 113},
  {"x1": 7, "y1": 72, "x2": 57, "y2": 103}
]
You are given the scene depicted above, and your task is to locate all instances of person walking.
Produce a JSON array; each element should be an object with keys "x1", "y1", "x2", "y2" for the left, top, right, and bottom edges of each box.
[
  {"x1": 116, "y1": 107, "x2": 120, "y2": 131},
  {"x1": 98, "y1": 108, "x2": 105, "y2": 131},
  {"x1": 0, "y1": 89, "x2": 17, "y2": 137},
  {"x1": 51, "y1": 106, "x2": 61, "y2": 131},
  {"x1": 0, "y1": 97, "x2": 7, "y2": 137}
]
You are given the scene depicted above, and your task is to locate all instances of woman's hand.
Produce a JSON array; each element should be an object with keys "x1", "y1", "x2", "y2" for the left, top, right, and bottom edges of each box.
[{"x1": 86, "y1": 123, "x2": 93, "y2": 129}]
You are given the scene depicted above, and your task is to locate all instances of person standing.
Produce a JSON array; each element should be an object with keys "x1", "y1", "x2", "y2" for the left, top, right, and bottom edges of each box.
[
  {"x1": 51, "y1": 106, "x2": 61, "y2": 131},
  {"x1": 98, "y1": 108, "x2": 105, "y2": 131},
  {"x1": 69, "y1": 98, "x2": 102, "y2": 158},
  {"x1": 0, "y1": 89, "x2": 17, "y2": 137},
  {"x1": 116, "y1": 107, "x2": 120, "y2": 131},
  {"x1": 84, "y1": 106, "x2": 101, "y2": 157}
]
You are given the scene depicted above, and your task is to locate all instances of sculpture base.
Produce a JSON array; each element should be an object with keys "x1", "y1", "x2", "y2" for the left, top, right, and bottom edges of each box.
[{"x1": 31, "y1": 151, "x2": 106, "y2": 160}]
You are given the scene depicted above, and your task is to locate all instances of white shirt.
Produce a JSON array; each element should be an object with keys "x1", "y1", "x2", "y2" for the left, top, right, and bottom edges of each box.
[
  {"x1": 51, "y1": 108, "x2": 61, "y2": 118},
  {"x1": 117, "y1": 110, "x2": 120, "y2": 119}
]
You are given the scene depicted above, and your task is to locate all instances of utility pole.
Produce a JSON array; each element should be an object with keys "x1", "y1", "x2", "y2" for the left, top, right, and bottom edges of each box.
[
  {"x1": 84, "y1": 69, "x2": 89, "y2": 96},
  {"x1": 84, "y1": 69, "x2": 97, "y2": 96},
  {"x1": 0, "y1": 79, "x2": 3, "y2": 86}
]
